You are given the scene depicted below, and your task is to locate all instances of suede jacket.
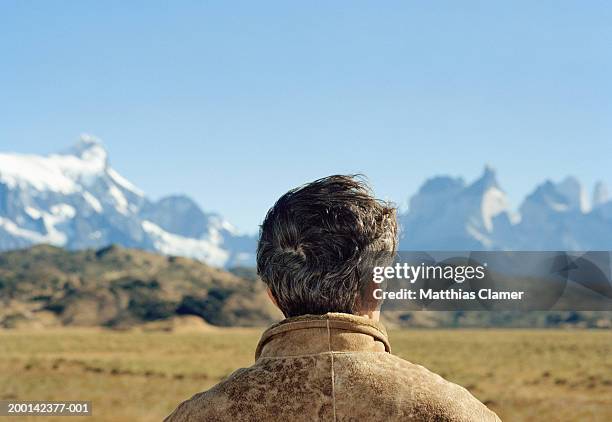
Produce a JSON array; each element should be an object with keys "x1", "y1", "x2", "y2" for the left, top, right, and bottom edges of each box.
[{"x1": 165, "y1": 313, "x2": 501, "y2": 421}]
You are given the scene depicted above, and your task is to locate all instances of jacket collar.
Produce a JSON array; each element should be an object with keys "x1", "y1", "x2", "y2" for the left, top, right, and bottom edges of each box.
[{"x1": 255, "y1": 312, "x2": 391, "y2": 359}]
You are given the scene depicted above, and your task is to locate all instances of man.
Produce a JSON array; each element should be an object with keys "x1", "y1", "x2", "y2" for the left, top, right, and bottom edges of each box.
[{"x1": 166, "y1": 175, "x2": 501, "y2": 421}]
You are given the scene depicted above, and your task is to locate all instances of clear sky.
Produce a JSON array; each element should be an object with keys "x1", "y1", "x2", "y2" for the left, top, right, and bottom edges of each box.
[{"x1": 1, "y1": 1, "x2": 611, "y2": 233}]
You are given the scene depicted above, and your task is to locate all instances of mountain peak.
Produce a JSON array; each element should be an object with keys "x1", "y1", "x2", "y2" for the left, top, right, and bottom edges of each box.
[
  {"x1": 466, "y1": 165, "x2": 500, "y2": 194},
  {"x1": 521, "y1": 179, "x2": 579, "y2": 214},
  {"x1": 418, "y1": 176, "x2": 465, "y2": 195},
  {"x1": 481, "y1": 165, "x2": 498, "y2": 185},
  {"x1": 0, "y1": 136, "x2": 255, "y2": 267},
  {"x1": 557, "y1": 176, "x2": 589, "y2": 212},
  {"x1": 62, "y1": 134, "x2": 108, "y2": 167},
  {"x1": 593, "y1": 181, "x2": 609, "y2": 207}
]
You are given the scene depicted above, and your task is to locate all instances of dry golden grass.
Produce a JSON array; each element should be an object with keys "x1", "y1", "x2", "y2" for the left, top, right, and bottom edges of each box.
[{"x1": 0, "y1": 328, "x2": 610, "y2": 421}]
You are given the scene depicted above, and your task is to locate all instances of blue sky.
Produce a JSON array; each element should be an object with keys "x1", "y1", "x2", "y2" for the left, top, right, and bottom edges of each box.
[{"x1": 1, "y1": 1, "x2": 611, "y2": 233}]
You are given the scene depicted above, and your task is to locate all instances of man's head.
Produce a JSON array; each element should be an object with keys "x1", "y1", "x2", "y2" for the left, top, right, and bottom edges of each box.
[{"x1": 257, "y1": 175, "x2": 397, "y2": 318}]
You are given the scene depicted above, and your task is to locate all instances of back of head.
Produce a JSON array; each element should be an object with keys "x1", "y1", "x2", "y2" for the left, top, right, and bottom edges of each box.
[{"x1": 257, "y1": 175, "x2": 397, "y2": 317}]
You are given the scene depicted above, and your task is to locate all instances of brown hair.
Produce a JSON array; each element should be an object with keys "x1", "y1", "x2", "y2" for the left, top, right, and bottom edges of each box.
[{"x1": 257, "y1": 175, "x2": 397, "y2": 317}]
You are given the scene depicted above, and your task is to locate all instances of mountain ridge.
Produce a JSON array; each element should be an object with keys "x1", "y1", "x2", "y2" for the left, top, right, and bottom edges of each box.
[
  {"x1": 1, "y1": 136, "x2": 611, "y2": 263},
  {"x1": 399, "y1": 167, "x2": 612, "y2": 251},
  {"x1": 0, "y1": 135, "x2": 256, "y2": 267}
]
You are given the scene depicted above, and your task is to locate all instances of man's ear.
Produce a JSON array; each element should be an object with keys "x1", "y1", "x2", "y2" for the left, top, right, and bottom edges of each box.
[{"x1": 266, "y1": 288, "x2": 279, "y2": 308}]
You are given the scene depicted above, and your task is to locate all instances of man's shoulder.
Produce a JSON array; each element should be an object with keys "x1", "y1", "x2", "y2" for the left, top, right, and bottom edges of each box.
[
  {"x1": 333, "y1": 352, "x2": 501, "y2": 421},
  {"x1": 163, "y1": 367, "x2": 251, "y2": 422},
  {"x1": 165, "y1": 354, "x2": 501, "y2": 422},
  {"x1": 164, "y1": 355, "x2": 333, "y2": 421}
]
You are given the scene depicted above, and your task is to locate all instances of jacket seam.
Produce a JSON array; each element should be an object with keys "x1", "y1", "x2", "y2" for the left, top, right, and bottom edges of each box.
[{"x1": 327, "y1": 319, "x2": 337, "y2": 422}]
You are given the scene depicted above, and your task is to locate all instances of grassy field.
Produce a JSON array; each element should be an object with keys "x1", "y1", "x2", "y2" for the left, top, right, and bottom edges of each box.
[{"x1": 0, "y1": 327, "x2": 610, "y2": 421}]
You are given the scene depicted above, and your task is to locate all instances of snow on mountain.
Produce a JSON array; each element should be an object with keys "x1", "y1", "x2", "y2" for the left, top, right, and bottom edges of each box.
[
  {"x1": 593, "y1": 181, "x2": 609, "y2": 208},
  {"x1": 556, "y1": 176, "x2": 590, "y2": 212},
  {"x1": 0, "y1": 135, "x2": 255, "y2": 267},
  {"x1": 468, "y1": 166, "x2": 511, "y2": 233},
  {"x1": 400, "y1": 168, "x2": 612, "y2": 251},
  {"x1": 514, "y1": 178, "x2": 612, "y2": 250},
  {"x1": 2, "y1": 136, "x2": 610, "y2": 258},
  {"x1": 399, "y1": 167, "x2": 514, "y2": 249}
]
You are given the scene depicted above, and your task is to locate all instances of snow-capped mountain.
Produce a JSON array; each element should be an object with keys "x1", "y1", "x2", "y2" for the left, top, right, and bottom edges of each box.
[
  {"x1": 514, "y1": 177, "x2": 612, "y2": 250},
  {"x1": 0, "y1": 135, "x2": 255, "y2": 267},
  {"x1": 399, "y1": 168, "x2": 612, "y2": 251},
  {"x1": 399, "y1": 166, "x2": 515, "y2": 249},
  {"x1": 1, "y1": 136, "x2": 610, "y2": 260},
  {"x1": 593, "y1": 181, "x2": 609, "y2": 208}
]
